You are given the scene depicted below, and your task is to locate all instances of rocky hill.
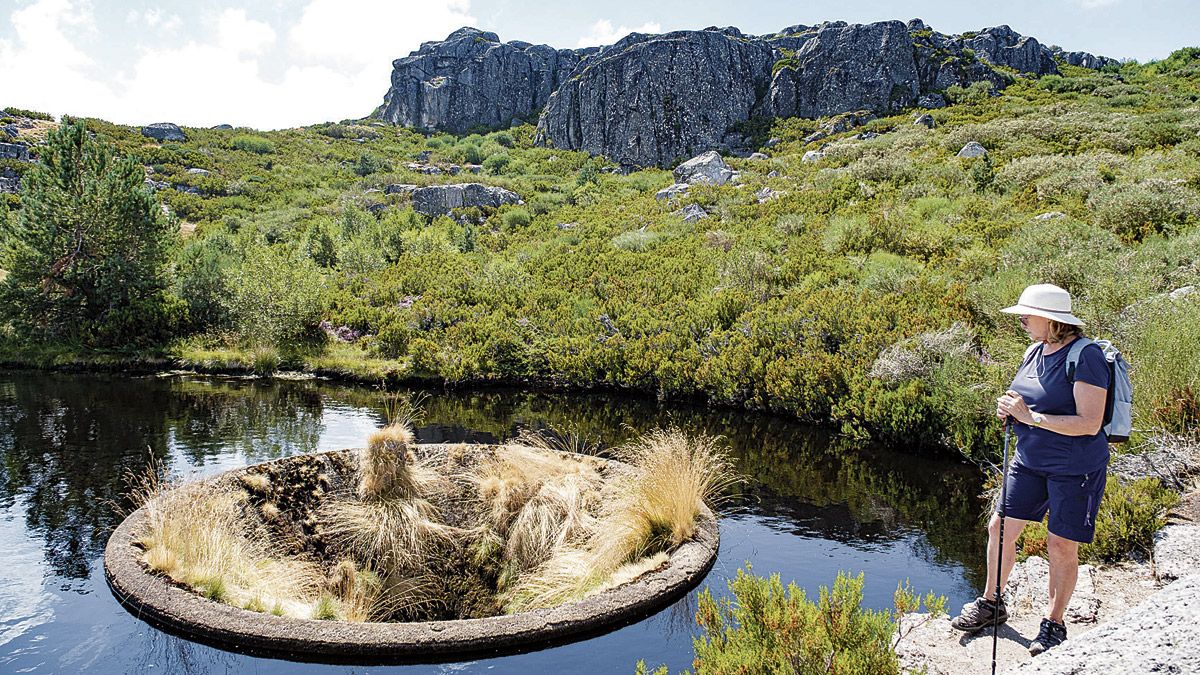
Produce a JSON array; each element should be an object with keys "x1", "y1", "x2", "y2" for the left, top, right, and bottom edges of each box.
[{"x1": 376, "y1": 19, "x2": 1116, "y2": 167}]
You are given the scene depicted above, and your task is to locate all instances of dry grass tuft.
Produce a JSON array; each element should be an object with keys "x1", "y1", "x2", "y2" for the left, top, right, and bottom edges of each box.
[
  {"x1": 127, "y1": 426, "x2": 731, "y2": 622},
  {"x1": 320, "y1": 493, "x2": 452, "y2": 576},
  {"x1": 134, "y1": 473, "x2": 324, "y2": 618},
  {"x1": 500, "y1": 428, "x2": 737, "y2": 612},
  {"x1": 359, "y1": 424, "x2": 417, "y2": 500},
  {"x1": 239, "y1": 472, "x2": 271, "y2": 493},
  {"x1": 470, "y1": 445, "x2": 602, "y2": 588}
]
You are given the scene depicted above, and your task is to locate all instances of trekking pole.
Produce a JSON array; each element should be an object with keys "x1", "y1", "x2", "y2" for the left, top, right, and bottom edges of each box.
[{"x1": 992, "y1": 418, "x2": 1012, "y2": 675}]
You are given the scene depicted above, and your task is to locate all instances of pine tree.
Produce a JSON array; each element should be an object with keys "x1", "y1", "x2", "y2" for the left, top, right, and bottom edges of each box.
[{"x1": 0, "y1": 119, "x2": 180, "y2": 346}]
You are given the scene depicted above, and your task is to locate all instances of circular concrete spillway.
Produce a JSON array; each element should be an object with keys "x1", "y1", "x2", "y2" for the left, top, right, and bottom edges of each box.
[{"x1": 104, "y1": 445, "x2": 721, "y2": 663}]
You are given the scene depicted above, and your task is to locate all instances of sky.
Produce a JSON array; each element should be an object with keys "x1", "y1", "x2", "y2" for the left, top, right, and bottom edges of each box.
[{"x1": 1, "y1": 0, "x2": 1197, "y2": 130}]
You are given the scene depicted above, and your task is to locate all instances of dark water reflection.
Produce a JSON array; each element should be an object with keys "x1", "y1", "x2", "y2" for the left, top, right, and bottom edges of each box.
[{"x1": 0, "y1": 371, "x2": 988, "y2": 673}]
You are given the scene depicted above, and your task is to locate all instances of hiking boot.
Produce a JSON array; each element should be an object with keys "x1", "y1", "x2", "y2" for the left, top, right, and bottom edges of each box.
[
  {"x1": 1029, "y1": 618, "x2": 1067, "y2": 656},
  {"x1": 950, "y1": 596, "x2": 1008, "y2": 632}
]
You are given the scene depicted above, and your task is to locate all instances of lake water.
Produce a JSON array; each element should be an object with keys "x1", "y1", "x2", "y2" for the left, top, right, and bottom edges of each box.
[{"x1": 0, "y1": 371, "x2": 987, "y2": 674}]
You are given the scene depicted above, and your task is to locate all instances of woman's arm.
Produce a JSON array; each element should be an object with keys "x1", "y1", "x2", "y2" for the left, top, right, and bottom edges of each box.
[{"x1": 997, "y1": 382, "x2": 1108, "y2": 436}]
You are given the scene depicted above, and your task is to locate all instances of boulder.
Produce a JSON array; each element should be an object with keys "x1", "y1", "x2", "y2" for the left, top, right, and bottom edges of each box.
[
  {"x1": 957, "y1": 141, "x2": 987, "y2": 158},
  {"x1": 764, "y1": 137, "x2": 783, "y2": 148},
  {"x1": 1053, "y1": 48, "x2": 1120, "y2": 70},
  {"x1": 0, "y1": 142, "x2": 30, "y2": 161},
  {"x1": 673, "y1": 151, "x2": 735, "y2": 186},
  {"x1": 655, "y1": 183, "x2": 691, "y2": 201},
  {"x1": 748, "y1": 152, "x2": 769, "y2": 161},
  {"x1": 767, "y1": 170, "x2": 780, "y2": 178},
  {"x1": 535, "y1": 28, "x2": 773, "y2": 168},
  {"x1": 856, "y1": 131, "x2": 879, "y2": 140},
  {"x1": 0, "y1": 173, "x2": 19, "y2": 193},
  {"x1": 674, "y1": 203, "x2": 708, "y2": 223},
  {"x1": 802, "y1": 150, "x2": 825, "y2": 163},
  {"x1": 378, "y1": 27, "x2": 583, "y2": 133},
  {"x1": 186, "y1": 168, "x2": 211, "y2": 176},
  {"x1": 385, "y1": 183, "x2": 420, "y2": 195},
  {"x1": 913, "y1": 113, "x2": 936, "y2": 128},
  {"x1": 141, "y1": 122, "x2": 187, "y2": 142},
  {"x1": 410, "y1": 183, "x2": 522, "y2": 216},
  {"x1": 211, "y1": 124, "x2": 234, "y2": 130},
  {"x1": 1033, "y1": 211, "x2": 1066, "y2": 221},
  {"x1": 2, "y1": 124, "x2": 18, "y2": 138},
  {"x1": 1007, "y1": 573, "x2": 1200, "y2": 674},
  {"x1": 755, "y1": 187, "x2": 780, "y2": 203}
]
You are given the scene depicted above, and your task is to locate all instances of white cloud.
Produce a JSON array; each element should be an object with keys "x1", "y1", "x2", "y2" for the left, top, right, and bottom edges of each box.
[
  {"x1": 127, "y1": 8, "x2": 182, "y2": 32},
  {"x1": 216, "y1": 8, "x2": 275, "y2": 54},
  {"x1": 0, "y1": 0, "x2": 478, "y2": 130},
  {"x1": 576, "y1": 19, "x2": 662, "y2": 48},
  {"x1": 290, "y1": 0, "x2": 475, "y2": 67}
]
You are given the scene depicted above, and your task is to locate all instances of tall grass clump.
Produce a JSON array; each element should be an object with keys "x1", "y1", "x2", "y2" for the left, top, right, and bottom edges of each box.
[
  {"x1": 501, "y1": 429, "x2": 738, "y2": 612},
  {"x1": 133, "y1": 468, "x2": 322, "y2": 617},
  {"x1": 469, "y1": 443, "x2": 602, "y2": 591},
  {"x1": 321, "y1": 422, "x2": 452, "y2": 579}
]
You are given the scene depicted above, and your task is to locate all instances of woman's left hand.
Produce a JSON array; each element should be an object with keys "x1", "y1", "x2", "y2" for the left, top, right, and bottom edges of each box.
[{"x1": 997, "y1": 390, "x2": 1033, "y2": 425}]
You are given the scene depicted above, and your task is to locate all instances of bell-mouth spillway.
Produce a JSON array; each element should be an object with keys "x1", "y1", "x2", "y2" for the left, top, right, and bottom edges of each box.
[{"x1": 104, "y1": 445, "x2": 721, "y2": 664}]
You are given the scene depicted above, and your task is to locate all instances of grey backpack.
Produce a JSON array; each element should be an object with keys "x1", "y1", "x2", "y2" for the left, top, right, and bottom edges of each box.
[{"x1": 1066, "y1": 338, "x2": 1133, "y2": 443}]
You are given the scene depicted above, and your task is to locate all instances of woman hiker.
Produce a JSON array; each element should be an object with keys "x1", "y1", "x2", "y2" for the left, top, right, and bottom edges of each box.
[{"x1": 951, "y1": 284, "x2": 1111, "y2": 656}]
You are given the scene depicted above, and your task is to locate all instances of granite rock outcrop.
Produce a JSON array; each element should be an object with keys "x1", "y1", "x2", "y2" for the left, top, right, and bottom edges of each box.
[
  {"x1": 378, "y1": 20, "x2": 1114, "y2": 167},
  {"x1": 377, "y1": 27, "x2": 585, "y2": 133}
]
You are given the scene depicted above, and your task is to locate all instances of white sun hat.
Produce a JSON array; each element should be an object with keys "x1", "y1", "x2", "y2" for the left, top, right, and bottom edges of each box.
[{"x1": 1000, "y1": 283, "x2": 1085, "y2": 326}]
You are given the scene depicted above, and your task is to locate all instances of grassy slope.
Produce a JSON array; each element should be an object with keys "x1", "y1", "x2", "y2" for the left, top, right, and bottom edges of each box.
[{"x1": 3, "y1": 56, "x2": 1200, "y2": 461}]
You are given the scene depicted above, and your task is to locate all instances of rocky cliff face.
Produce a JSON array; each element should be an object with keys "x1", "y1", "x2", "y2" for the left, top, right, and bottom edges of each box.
[
  {"x1": 764, "y1": 21, "x2": 920, "y2": 119},
  {"x1": 377, "y1": 20, "x2": 1111, "y2": 167},
  {"x1": 377, "y1": 27, "x2": 587, "y2": 133},
  {"x1": 535, "y1": 28, "x2": 773, "y2": 168}
]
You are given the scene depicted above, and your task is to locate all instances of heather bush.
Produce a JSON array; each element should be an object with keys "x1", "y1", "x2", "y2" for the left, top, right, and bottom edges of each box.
[
  {"x1": 1087, "y1": 178, "x2": 1199, "y2": 241},
  {"x1": 637, "y1": 566, "x2": 944, "y2": 675},
  {"x1": 230, "y1": 135, "x2": 275, "y2": 154}
]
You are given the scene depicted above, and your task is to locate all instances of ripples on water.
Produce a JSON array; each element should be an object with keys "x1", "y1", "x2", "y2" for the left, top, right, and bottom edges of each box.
[{"x1": 0, "y1": 372, "x2": 987, "y2": 674}]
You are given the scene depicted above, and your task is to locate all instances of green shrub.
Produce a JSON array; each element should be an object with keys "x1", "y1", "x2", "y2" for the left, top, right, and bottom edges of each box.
[
  {"x1": 611, "y1": 229, "x2": 661, "y2": 252},
  {"x1": 353, "y1": 153, "x2": 389, "y2": 176},
  {"x1": 637, "y1": 566, "x2": 944, "y2": 675},
  {"x1": 2, "y1": 107, "x2": 54, "y2": 121},
  {"x1": 1088, "y1": 179, "x2": 1199, "y2": 241},
  {"x1": 222, "y1": 244, "x2": 327, "y2": 347},
  {"x1": 1126, "y1": 294, "x2": 1200, "y2": 433},
  {"x1": 500, "y1": 207, "x2": 531, "y2": 229},
  {"x1": 230, "y1": 135, "x2": 275, "y2": 154},
  {"x1": 945, "y1": 80, "x2": 993, "y2": 104}
]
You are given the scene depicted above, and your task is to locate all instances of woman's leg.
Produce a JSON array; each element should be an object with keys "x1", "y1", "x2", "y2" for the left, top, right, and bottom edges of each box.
[
  {"x1": 984, "y1": 514, "x2": 1028, "y2": 602},
  {"x1": 1045, "y1": 533, "x2": 1080, "y2": 622}
]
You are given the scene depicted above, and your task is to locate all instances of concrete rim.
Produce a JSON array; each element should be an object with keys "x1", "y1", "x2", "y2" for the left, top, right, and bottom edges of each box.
[{"x1": 104, "y1": 446, "x2": 721, "y2": 663}]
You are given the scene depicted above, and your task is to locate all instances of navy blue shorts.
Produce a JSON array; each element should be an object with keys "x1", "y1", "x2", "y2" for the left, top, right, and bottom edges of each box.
[{"x1": 997, "y1": 462, "x2": 1107, "y2": 543}]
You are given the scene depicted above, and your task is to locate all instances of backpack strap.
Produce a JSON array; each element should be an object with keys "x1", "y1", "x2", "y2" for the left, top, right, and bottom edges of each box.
[{"x1": 1065, "y1": 337, "x2": 1094, "y2": 383}]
